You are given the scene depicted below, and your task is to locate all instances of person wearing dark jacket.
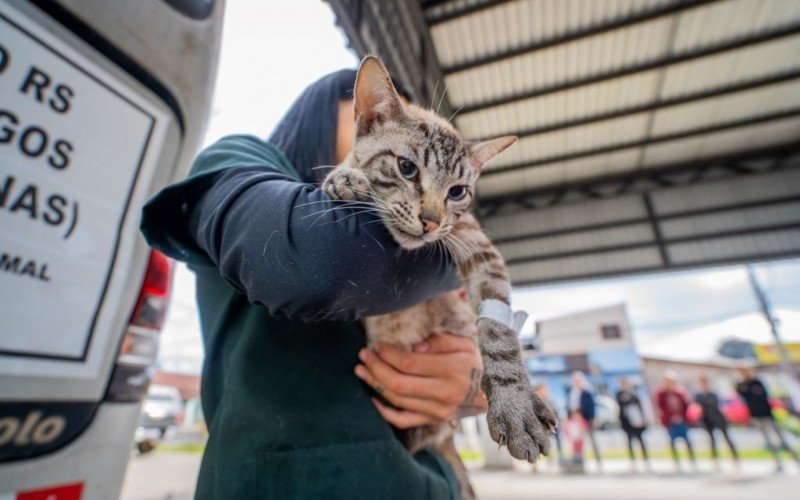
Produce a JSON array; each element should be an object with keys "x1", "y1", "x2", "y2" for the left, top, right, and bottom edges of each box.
[
  {"x1": 141, "y1": 69, "x2": 487, "y2": 499},
  {"x1": 736, "y1": 367, "x2": 799, "y2": 471},
  {"x1": 695, "y1": 376, "x2": 739, "y2": 468},
  {"x1": 616, "y1": 378, "x2": 649, "y2": 470},
  {"x1": 569, "y1": 371, "x2": 601, "y2": 468}
]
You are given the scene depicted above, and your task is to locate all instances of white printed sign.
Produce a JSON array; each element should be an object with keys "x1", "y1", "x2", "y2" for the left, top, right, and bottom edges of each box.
[{"x1": 0, "y1": 10, "x2": 158, "y2": 360}]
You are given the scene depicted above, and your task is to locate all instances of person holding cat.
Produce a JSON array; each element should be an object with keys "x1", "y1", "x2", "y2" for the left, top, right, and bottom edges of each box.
[{"x1": 141, "y1": 68, "x2": 487, "y2": 499}]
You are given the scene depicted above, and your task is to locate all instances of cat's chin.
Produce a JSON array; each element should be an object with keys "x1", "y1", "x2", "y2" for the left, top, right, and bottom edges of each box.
[{"x1": 387, "y1": 225, "x2": 428, "y2": 250}]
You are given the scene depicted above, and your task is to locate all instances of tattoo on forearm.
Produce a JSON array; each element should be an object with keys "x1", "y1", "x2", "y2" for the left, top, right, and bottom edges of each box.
[
  {"x1": 463, "y1": 367, "x2": 482, "y2": 404},
  {"x1": 455, "y1": 367, "x2": 483, "y2": 418}
]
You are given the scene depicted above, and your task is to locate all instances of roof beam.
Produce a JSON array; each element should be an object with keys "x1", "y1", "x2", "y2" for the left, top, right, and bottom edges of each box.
[
  {"x1": 425, "y1": 0, "x2": 517, "y2": 26},
  {"x1": 481, "y1": 107, "x2": 800, "y2": 176},
  {"x1": 456, "y1": 21, "x2": 800, "y2": 114},
  {"x1": 492, "y1": 193, "x2": 800, "y2": 246},
  {"x1": 442, "y1": 0, "x2": 721, "y2": 73},
  {"x1": 478, "y1": 141, "x2": 800, "y2": 207},
  {"x1": 473, "y1": 69, "x2": 800, "y2": 142},
  {"x1": 505, "y1": 222, "x2": 800, "y2": 266},
  {"x1": 326, "y1": 0, "x2": 454, "y2": 117},
  {"x1": 643, "y1": 193, "x2": 670, "y2": 266},
  {"x1": 512, "y1": 249, "x2": 800, "y2": 287}
]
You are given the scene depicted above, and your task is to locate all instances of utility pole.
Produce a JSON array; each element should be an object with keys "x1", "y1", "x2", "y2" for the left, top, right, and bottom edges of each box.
[{"x1": 747, "y1": 265, "x2": 800, "y2": 412}]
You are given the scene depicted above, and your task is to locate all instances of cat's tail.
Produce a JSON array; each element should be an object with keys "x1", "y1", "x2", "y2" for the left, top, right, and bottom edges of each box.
[{"x1": 434, "y1": 436, "x2": 477, "y2": 500}]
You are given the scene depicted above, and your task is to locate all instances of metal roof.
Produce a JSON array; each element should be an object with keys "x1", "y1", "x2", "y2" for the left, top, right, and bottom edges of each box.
[{"x1": 326, "y1": 0, "x2": 800, "y2": 285}]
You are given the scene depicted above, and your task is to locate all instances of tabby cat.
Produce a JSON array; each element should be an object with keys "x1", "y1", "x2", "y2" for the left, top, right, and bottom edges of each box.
[{"x1": 323, "y1": 56, "x2": 556, "y2": 494}]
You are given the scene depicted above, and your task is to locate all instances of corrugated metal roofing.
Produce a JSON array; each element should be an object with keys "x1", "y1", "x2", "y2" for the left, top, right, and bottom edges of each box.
[{"x1": 327, "y1": 0, "x2": 800, "y2": 285}]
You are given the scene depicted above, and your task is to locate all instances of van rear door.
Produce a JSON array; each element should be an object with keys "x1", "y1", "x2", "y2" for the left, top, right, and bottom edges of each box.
[{"x1": 0, "y1": 0, "x2": 221, "y2": 497}]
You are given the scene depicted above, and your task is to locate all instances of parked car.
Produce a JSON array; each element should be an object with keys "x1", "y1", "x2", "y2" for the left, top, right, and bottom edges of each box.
[
  {"x1": 140, "y1": 384, "x2": 183, "y2": 436},
  {"x1": 593, "y1": 394, "x2": 620, "y2": 430}
]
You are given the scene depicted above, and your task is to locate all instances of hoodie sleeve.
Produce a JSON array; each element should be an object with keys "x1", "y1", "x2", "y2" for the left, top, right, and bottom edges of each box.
[{"x1": 141, "y1": 136, "x2": 459, "y2": 322}]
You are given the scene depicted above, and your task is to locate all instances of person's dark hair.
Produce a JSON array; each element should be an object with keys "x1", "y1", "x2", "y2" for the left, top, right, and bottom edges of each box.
[{"x1": 268, "y1": 66, "x2": 412, "y2": 184}]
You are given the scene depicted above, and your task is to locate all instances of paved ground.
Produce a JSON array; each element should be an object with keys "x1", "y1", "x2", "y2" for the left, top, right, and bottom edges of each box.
[
  {"x1": 121, "y1": 452, "x2": 200, "y2": 500},
  {"x1": 472, "y1": 460, "x2": 798, "y2": 500},
  {"x1": 121, "y1": 452, "x2": 798, "y2": 500},
  {"x1": 121, "y1": 426, "x2": 800, "y2": 499}
]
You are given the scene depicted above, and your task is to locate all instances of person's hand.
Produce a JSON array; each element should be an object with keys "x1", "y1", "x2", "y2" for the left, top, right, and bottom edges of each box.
[{"x1": 354, "y1": 333, "x2": 488, "y2": 429}]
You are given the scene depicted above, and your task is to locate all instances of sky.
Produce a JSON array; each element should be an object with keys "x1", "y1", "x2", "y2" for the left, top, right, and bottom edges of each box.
[{"x1": 155, "y1": 0, "x2": 800, "y2": 375}]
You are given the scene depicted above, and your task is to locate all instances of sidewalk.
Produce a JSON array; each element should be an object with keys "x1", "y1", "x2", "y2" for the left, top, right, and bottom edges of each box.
[
  {"x1": 471, "y1": 459, "x2": 798, "y2": 500},
  {"x1": 122, "y1": 453, "x2": 797, "y2": 500}
]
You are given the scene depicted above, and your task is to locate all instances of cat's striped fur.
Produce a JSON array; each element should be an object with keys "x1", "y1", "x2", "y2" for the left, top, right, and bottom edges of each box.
[{"x1": 323, "y1": 56, "x2": 557, "y2": 496}]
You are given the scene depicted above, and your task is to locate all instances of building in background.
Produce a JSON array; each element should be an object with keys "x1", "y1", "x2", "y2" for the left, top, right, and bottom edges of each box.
[
  {"x1": 522, "y1": 304, "x2": 650, "y2": 425},
  {"x1": 639, "y1": 310, "x2": 800, "y2": 407}
]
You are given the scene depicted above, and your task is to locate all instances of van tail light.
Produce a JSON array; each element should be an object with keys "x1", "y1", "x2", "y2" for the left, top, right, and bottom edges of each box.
[{"x1": 106, "y1": 250, "x2": 174, "y2": 403}]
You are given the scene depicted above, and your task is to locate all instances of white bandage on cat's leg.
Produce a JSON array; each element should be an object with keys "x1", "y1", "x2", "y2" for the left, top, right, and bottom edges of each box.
[{"x1": 478, "y1": 299, "x2": 528, "y2": 334}]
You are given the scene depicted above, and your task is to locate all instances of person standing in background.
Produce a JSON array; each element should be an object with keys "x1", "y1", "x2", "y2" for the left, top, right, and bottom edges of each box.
[
  {"x1": 569, "y1": 371, "x2": 602, "y2": 469},
  {"x1": 695, "y1": 376, "x2": 739, "y2": 470},
  {"x1": 736, "y1": 367, "x2": 800, "y2": 472},
  {"x1": 616, "y1": 378, "x2": 649, "y2": 471},
  {"x1": 534, "y1": 384, "x2": 562, "y2": 463},
  {"x1": 655, "y1": 371, "x2": 696, "y2": 471}
]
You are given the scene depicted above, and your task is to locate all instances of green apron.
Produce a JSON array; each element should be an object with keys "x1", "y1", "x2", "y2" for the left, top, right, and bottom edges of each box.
[{"x1": 141, "y1": 136, "x2": 459, "y2": 499}]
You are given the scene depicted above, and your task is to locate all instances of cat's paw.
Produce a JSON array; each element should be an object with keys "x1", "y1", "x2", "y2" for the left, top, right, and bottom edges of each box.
[
  {"x1": 487, "y1": 385, "x2": 557, "y2": 462},
  {"x1": 322, "y1": 167, "x2": 372, "y2": 201}
]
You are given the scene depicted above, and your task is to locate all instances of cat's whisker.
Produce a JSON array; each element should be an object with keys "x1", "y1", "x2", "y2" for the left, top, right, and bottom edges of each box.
[
  {"x1": 454, "y1": 233, "x2": 483, "y2": 260},
  {"x1": 346, "y1": 187, "x2": 391, "y2": 209},
  {"x1": 300, "y1": 202, "x2": 384, "y2": 219},
  {"x1": 446, "y1": 106, "x2": 464, "y2": 124},
  {"x1": 431, "y1": 80, "x2": 440, "y2": 110},
  {"x1": 304, "y1": 202, "x2": 388, "y2": 228},
  {"x1": 319, "y1": 208, "x2": 386, "y2": 225},
  {"x1": 446, "y1": 233, "x2": 479, "y2": 268},
  {"x1": 436, "y1": 81, "x2": 450, "y2": 115},
  {"x1": 296, "y1": 199, "x2": 382, "y2": 209},
  {"x1": 359, "y1": 218, "x2": 388, "y2": 228},
  {"x1": 363, "y1": 226, "x2": 385, "y2": 254}
]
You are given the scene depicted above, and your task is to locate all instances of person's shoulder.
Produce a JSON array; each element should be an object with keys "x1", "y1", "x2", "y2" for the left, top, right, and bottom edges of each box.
[{"x1": 190, "y1": 134, "x2": 298, "y2": 180}]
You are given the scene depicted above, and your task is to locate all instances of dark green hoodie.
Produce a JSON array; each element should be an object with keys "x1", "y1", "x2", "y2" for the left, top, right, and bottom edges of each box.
[{"x1": 141, "y1": 135, "x2": 460, "y2": 499}]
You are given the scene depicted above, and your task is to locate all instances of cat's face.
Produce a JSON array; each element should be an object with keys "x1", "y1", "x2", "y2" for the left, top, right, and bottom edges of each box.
[{"x1": 350, "y1": 57, "x2": 516, "y2": 250}]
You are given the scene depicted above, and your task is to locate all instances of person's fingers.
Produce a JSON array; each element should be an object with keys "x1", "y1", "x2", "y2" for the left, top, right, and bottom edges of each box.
[
  {"x1": 417, "y1": 333, "x2": 477, "y2": 354},
  {"x1": 355, "y1": 365, "x2": 452, "y2": 420},
  {"x1": 371, "y1": 398, "x2": 439, "y2": 429},
  {"x1": 358, "y1": 349, "x2": 446, "y2": 400},
  {"x1": 373, "y1": 342, "x2": 460, "y2": 377}
]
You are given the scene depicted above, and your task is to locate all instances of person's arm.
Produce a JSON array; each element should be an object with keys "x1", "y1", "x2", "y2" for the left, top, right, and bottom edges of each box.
[{"x1": 188, "y1": 166, "x2": 458, "y2": 321}]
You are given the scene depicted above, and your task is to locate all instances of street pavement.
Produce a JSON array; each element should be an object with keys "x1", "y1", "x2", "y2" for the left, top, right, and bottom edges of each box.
[
  {"x1": 121, "y1": 426, "x2": 799, "y2": 499},
  {"x1": 472, "y1": 459, "x2": 798, "y2": 500},
  {"x1": 121, "y1": 452, "x2": 798, "y2": 500}
]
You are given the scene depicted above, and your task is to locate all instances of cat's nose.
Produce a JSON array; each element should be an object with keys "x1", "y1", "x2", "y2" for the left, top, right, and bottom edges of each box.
[{"x1": 421, "y1": 217, "x2": 439, "y2": 233}]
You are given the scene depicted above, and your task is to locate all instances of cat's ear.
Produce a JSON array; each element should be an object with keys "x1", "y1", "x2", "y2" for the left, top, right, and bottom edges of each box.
[
  {"x1": 354, "y1": 56, "x2": 405, "y2": 134},
  {"x1": 467, "y1": 135, "x2": 518, "y2": 171}
]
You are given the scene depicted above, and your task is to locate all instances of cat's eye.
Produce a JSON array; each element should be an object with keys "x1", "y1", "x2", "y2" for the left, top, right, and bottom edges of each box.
[
  {"x1": 448, "y1": 185, "x2": 468, "y2": 201},
  {"x1": 397, "y1": 157, "x2": 418, "y2": 180}
]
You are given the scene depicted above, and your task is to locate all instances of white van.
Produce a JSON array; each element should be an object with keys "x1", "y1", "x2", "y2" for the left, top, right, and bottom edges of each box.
[{"x1": 0, "y1": 1, "x2": 223, "y2": 498}]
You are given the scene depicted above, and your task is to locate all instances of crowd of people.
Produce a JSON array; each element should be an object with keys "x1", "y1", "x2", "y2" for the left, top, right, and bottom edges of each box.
[{"x1": 534, "y1": 367, "x2": 799, "y2": 473}]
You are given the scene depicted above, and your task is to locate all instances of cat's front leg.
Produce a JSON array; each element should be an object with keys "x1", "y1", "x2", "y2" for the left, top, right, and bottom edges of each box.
[
  {"x1": 322, "y1": 165, "x2": 372, "y2": 202},
  {"x1": 479, "y1": 318, "x2": 558, "y2": 461}
]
